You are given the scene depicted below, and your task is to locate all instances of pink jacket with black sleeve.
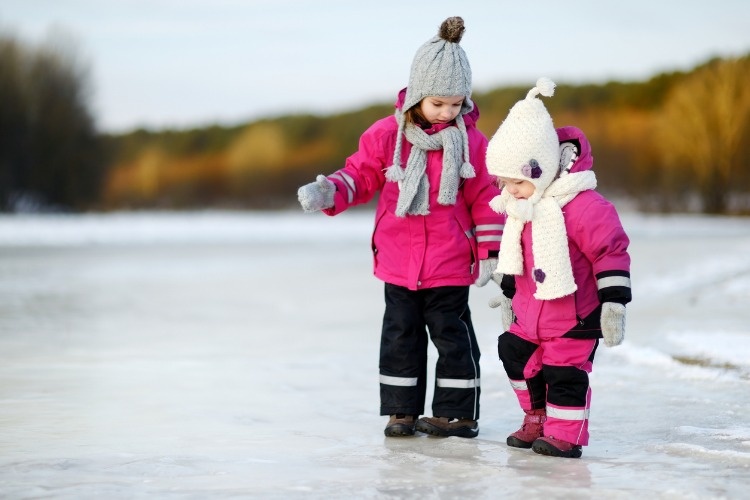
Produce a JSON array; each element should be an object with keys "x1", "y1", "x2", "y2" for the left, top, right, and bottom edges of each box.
[{"x1": 507, "y1": 126, "x2": 632, "y2": 341}]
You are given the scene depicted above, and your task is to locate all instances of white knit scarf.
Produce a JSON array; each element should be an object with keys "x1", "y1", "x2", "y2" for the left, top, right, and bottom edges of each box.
[
  {"x1": 386, "y1": 111, "x2": 474, "y2": 217},
  {"x1": 490, "y1": 170, "x2": 597, "y2": 300}
]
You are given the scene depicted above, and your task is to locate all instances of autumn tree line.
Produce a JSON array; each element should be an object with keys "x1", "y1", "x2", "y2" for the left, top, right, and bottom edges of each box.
[{"x1": 1, "y1": 31, "x2": 749, "y2": 214}]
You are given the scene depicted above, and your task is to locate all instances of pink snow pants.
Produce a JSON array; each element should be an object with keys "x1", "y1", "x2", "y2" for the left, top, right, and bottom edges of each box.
[{"x1": 498, "y1": 332, "x2": 598, "y2": 446}]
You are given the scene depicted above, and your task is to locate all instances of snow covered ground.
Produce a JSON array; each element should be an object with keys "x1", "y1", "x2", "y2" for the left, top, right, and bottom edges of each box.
[{"x1": 0, "y1": 210, "x2": 748, "y2": 499}]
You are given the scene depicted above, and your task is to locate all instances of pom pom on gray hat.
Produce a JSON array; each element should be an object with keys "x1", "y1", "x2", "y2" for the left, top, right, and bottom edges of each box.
[{"x1": 439, "y1": 16, "x2": 465, "y2": 43}]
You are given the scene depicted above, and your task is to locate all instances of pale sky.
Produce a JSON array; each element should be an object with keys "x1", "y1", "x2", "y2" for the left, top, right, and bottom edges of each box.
[{"x1": 1, "y1": 0, "x2": 749, "y2": 133}]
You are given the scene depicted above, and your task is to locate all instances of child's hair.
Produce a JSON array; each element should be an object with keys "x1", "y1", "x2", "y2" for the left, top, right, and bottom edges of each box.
[{"x1": 404, "y1": 104, "x2": 430, "y2": 129}]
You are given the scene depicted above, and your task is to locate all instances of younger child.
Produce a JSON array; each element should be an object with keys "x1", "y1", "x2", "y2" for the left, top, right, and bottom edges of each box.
[
  {"x1": 485, "y1": 78, "x2": 631, "y2": 458},
  {"x1": 297, "y1": 18, "x2": 504, "y2": 438}
]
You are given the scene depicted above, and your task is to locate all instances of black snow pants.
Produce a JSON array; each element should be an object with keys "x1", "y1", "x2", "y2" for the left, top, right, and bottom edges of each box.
[{"x1": 379, "y1": 283, "x2": 481, "y2": 420}]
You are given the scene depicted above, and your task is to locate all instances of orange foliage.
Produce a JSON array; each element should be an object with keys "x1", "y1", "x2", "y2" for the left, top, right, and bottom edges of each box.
[
  {"x1": 103, "y1": 148, "x2": 228, "y2": 207},
  {"x1": 285, "y1": 138, "x2": 338, "y2": 171},
  {"x1": 100, "y1": 55, "x2": 750, "y2": 212},
  {"x1": 226, "y1": 123, "x2": 286, "y2": 176}
]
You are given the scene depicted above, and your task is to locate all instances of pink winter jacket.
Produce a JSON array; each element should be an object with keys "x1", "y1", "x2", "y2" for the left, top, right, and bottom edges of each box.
[
  {"x1": 508, "y1": 126, "x2": 632, "y2": 341},
  {"x1": 323, "y1": 90, "x2": 504, "y2": 290}
]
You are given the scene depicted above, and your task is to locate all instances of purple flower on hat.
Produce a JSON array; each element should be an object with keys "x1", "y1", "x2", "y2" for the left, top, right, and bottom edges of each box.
[
  {"x1": 533, "y1": 268, "x2": 546, "y2": 283},
  {"x1": 522, "y1": 159, "x2": 542, "y2": 179}
]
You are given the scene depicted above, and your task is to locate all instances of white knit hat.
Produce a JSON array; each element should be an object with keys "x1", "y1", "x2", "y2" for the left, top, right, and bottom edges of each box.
[
  {"x1": 486, "y1": 77, "x2": 557, "y2": 204},
  {"x1": 486, "y1": 77, "x2": 599, "y2": 300}
]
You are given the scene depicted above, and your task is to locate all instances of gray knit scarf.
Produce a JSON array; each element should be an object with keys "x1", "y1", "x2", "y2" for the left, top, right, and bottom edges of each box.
[{"x1": 385, "y1": 111, "x2": 475, "y2": 217}]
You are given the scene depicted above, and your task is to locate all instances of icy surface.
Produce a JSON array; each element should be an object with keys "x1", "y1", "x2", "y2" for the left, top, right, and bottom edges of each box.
[{"x1": 0, "y1": 210, "x2": 749, "y2": 498}]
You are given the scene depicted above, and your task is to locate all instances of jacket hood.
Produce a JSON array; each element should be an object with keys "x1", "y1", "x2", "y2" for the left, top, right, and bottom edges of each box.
[
  {"x1": 395, "y1": 87, "x2": 479, "y2": 129},
  {"x1": 556, "y1": 126, "x2": 593, "y2": 173}
]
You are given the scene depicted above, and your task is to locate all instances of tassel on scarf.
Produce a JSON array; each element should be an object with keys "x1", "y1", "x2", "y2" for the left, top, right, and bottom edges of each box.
[{"x1": 385, "y1": 165, "x2": 405, "y2": 182}]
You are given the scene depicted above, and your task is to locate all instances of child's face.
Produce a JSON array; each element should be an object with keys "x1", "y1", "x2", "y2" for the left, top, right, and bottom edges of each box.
[
  {"x1": 419, "y1": 96, "x2": 464, "y2": 125},
  {"x1": 498, "y1": 177, "x2": 535, "y2": 200}
]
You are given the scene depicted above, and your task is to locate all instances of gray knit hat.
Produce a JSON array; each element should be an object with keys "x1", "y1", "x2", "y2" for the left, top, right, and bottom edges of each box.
[
  {"x1": 386, "y1": 17, "x2": 475, "y2": 190},
  {"x1": 403, "y1": 16, "x2": 474, "y2": 114}
]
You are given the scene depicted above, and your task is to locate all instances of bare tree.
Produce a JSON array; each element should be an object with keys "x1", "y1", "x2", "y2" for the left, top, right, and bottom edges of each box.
[{"x1": 654, "y1": 57, "x2": 750, "y2": 213}]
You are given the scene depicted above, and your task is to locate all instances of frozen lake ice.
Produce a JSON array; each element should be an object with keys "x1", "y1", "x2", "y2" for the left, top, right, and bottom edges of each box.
[{"x1": 0, "y1": 210, "x2": 748, "y2": 498}]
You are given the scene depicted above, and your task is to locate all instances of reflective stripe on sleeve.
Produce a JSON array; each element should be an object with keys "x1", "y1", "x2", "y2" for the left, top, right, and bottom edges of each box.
[
  {"x1": 477, "y1": 234, "x2": 502, "y2": 243},
  {"x1": 329, "y1": 171, "x2": 356, "y2": 203},
  {"x1": 436, "y1": 377, "x2": 480, "y2": 389},
  {"x1": 476, "y1": 223, "x2": 503, "y2": 244},
  {"x1": 597, "y1": 276, "x2": 631, "y2": 290},
  {"x1": 475, "y1": 224, "x2": 504, "y2": 232},
  {"x1": 379, "y1": 375, "x2": 418, "y2": 387}
]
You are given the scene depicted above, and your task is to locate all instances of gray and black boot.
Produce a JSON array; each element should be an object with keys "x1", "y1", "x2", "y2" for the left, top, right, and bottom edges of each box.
[{"x1": 415, "y1": 416, "x2": 478, "y2": 438}]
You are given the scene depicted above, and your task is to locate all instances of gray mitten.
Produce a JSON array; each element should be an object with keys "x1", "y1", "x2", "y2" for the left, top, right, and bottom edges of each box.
[
  {"x1": 489, "y1": 294, "x2": 514, "y2": 332},
  {"x1": 298, "y1": 175, "x2": 335, "y2": 212},
  {"x1": 475, "y1": 258, "x2": 498, "y2": 287},
  {"x1": 601, "y1": 302, "x2": 626, "y2": 347}
]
